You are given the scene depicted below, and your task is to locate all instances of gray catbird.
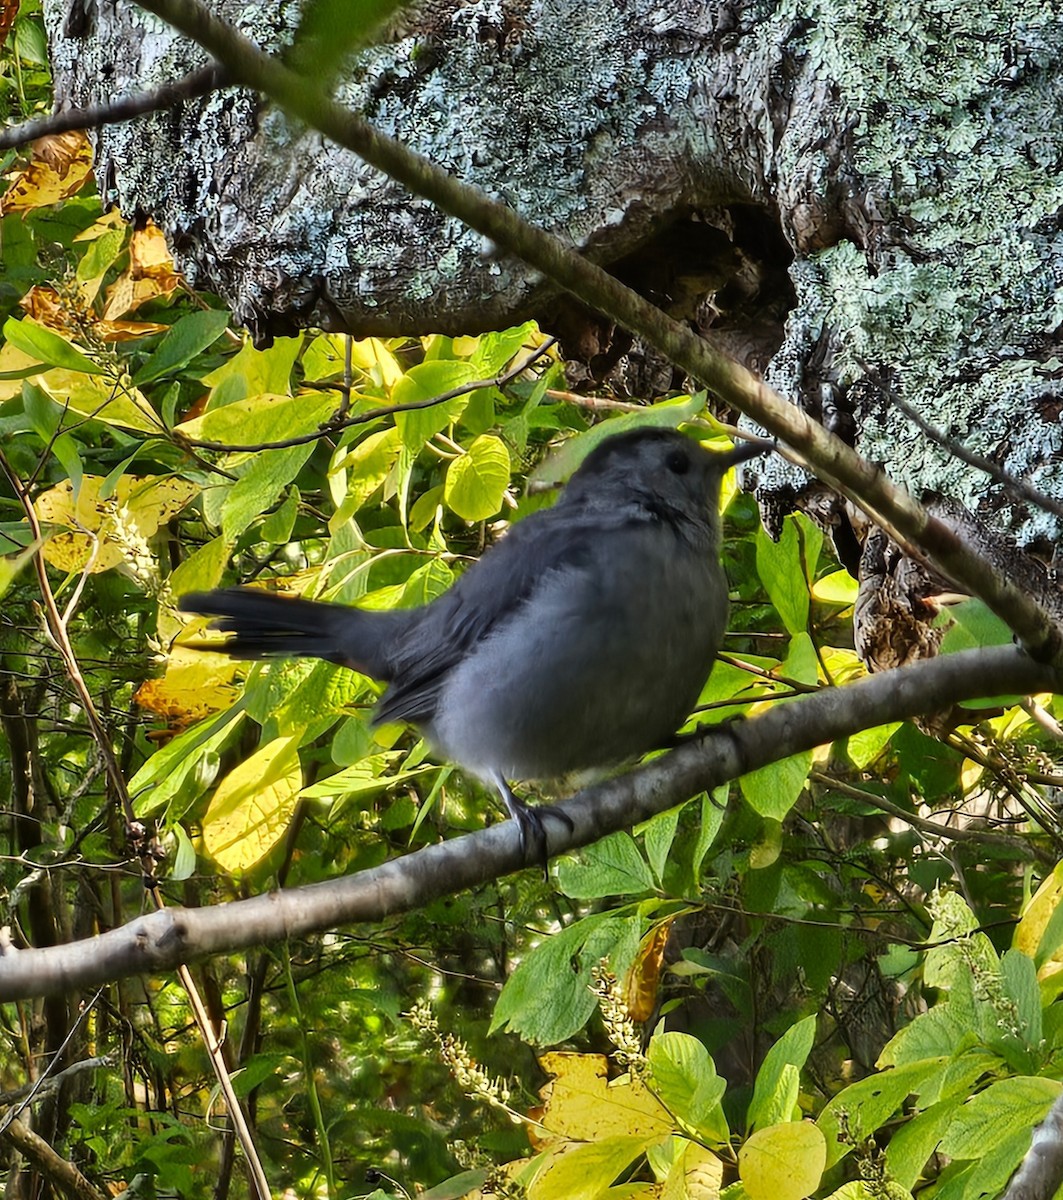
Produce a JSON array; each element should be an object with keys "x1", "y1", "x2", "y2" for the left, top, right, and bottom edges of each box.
[{"x1": 179, "y1": 428, "x2": 768, "y2": 862}]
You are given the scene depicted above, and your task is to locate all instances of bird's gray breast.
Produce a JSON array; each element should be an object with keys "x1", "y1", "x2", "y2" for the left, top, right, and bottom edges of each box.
[{"x1": 425, "y1": 520, "x2": 726, "y2": 783}]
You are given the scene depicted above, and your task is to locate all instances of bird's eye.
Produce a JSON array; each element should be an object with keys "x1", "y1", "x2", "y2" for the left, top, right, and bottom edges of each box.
[{"x1": 666, "y1": 450, "x2": 690, "y2": 474}]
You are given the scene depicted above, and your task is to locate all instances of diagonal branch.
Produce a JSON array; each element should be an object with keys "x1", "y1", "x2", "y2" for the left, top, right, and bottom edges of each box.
[{"x1": 0, "y1": 643, "x2": 1055, "y2": 1001}]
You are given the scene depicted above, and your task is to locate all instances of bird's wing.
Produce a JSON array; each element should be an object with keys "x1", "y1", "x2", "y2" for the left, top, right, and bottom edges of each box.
[{"x1": 374, "y1": 509, "x2": 599, "y2": 726}]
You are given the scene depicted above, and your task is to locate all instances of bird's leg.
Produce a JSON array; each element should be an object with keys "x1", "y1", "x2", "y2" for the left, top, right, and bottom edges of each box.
[{"x1": 491, "y1": 774, "x2": 574, "y2": 871}]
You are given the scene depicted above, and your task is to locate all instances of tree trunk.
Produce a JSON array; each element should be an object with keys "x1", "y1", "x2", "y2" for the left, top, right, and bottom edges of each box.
[{"x1": 42, "y1": 0, "x2": 1063, "y2": 556}]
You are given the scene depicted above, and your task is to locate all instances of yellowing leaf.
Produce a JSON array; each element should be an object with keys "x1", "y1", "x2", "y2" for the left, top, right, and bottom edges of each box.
[
  {"x1": 661, "y1": 1140, "x2": 724, "y2": 1200},
  {"x1": 34, "y1": 475, "x2": 196, "y2": 575},
  {"x1": 1, "y1": 132, "x2": 93, "y2": 213},
  {"x1": 533, "y1": 1053, "x2": 673, "y2": 1147},
  {"x1": 847, "y1": 723, "x2": 902, "y2": 769},
  {"x1": 101, "y1": 221, "x2": 183, "y2": 319},
  {"x1": 34, "y1": 367, "x2": 163, "y2": 433},
  {"x1": 1015, "y1": 861, "x2": 1063, "y2": 962},
  {"x1": 529, "y1": 1134, "x2": 664, "y2": 1200},
  {"x1": 331, "y1": 427, "x2": 402, "y2": 512},
  {"x1": 811, "y1": 569, "x2": 859, "y2": 605},
  {"x1": 134, "y1": 647, "x2": 240, "y2": 729},
  {"x1": 349, "y1": 336, "x2": 404, "y2": 389},
  {"x1": 203, "y1": 735, "x2": 303, "y2": 871},
  {"x1": 739, "y1": 1121, "x2": 826, "y2": 1200},
  {"x1": 174, "y1": 391, "x2": 337, "y2": 446}
]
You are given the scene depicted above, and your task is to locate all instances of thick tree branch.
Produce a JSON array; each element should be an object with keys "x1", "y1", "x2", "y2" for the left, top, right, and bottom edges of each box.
[
  {"x1": 0, "y1": 644, "x2": 1055, "y2": 1001},
  {"x1": 130, "y1": 0, "x2": 1063, "y2": 666}
]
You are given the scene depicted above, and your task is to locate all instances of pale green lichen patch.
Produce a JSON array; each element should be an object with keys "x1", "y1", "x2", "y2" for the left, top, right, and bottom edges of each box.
[{"x1": 761, "y1": 0, "x2": 1063, "y2": 541}]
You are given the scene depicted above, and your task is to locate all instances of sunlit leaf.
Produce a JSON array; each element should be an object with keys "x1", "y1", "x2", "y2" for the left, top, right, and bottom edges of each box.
[
  {"x1": 203, "y1": 735, "x2": 303, "y2": 871},
  {"x1": 444, "y1": 433, "x2": 511, "y2": 520},
  {"x1": 739, "y1": 1122, "x2": 826, "y2": 1200},
  {"x1": 0, "y1": 132, "x2": 93, "y2": 212}
]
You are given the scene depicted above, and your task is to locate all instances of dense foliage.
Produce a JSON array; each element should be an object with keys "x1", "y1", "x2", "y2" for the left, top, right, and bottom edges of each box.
[{"x1": 4, "y1": 8, "x2": 1063, "y2": 1200}]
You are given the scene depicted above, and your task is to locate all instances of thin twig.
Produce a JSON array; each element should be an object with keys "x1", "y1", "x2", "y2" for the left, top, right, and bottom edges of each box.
[
  {"x1": 0, "y1": 448, "x2": 271, "y2": 1200},
  {"x1": 178, "y1": 335, "x2": 558, "y2": 454},
  {"x1": 0, "y1": 64, "x2": 228, "y2": 150},
  {"x1": 862, "y1": 363, "x2": 1063, "y2": 523},
  {"x1": 809, "y1": 770, "x2": 1050, "y2": 863}
]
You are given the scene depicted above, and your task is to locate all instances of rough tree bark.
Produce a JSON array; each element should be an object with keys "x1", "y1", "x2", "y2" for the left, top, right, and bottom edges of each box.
[{"x1": 42, "y1": 0, "x2": 1063, "y2": 593}]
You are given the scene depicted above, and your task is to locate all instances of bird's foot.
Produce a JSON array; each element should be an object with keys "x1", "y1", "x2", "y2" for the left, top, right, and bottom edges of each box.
[{"x1": 493, "y1": 777, "x2": 574, "y2": 873}]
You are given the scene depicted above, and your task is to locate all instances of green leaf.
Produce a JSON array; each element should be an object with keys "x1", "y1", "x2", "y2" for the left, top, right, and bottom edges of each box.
[
  {"x1": 817, "y1": 1060, "x2": 945, "y2": 1167},
  {"x1": 691, "y1": 789, "x2": 727, "y2": 880},
  {"x1": 1001, "y1": 949, "x2": 1042, "y2": 1048},
  {"x1": 130, "y1": 705, "x2": 246, "y2": 817},
  {"x1": 555, "y1": 832, "x2": 655, "y2": 899},
  {"x1": 168, "y1": 534, "x2": 233, "y2": 599},
  {"x1": 748, "y1": 1015, "x2": 816, "y2": 1131},
  {"x1": 222, "y1": 443, "x2": 316, "y2": 541},
  {"x1": 443, "y1": 434, "x2": 511, "y2": 521},
  {"x1": 740, "y1": 751, "x2": 813, "y2": 820},
  {"x1": 133, "y1": 309, "x2": 231, "y2": 385},
  {"x1": 640, "y1": 805, "x2": 684, "y2": 886},
  {"x1": 846, "y1": 722, "x2": 902, "y2": 769},
  {"x1": 648, "y1": 1031, "x2": 729, "y2": 1143},
  {"x1": 756, "y1": 519, "x2": 809, "y2": 635},
  {"x1": 289, "y1": 0, "x2": 407, "y2": 83},
  {"x1": 3, "y1": 316, "x2": 104, "y2": 374},
  {"x1": 469, "y1": 321, "x2": 539, "y2": 375},
  {"x1": 492, "y1": 912, "x2": 640, "y2": 1045},
  {"x1": 77, "y1": 226, "x2": 127, "y2": 284},
  {"x1": 260, "y1": 489, "x2": 300, "y2": 545},
  {"x1": 884, "y1": 1097, "x2": 963, "y2": 1191},
  {"x1": 393, "y1": 360, "x2": 478, "y2": 449},
  {"x1": 939, "y1": 598, "x2": 1013, "y2": 654},
  {"x1": 938, "y1": 1076, "x2": 1059, "y2": 1159},
  {"x1": 781, "y1": 631, "x2": 819, "y2": 686}
]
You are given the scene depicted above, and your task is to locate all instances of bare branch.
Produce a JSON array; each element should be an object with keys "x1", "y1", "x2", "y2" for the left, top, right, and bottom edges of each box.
[
  {"x1": 177, "y1": 335, "x2": 558, "y2": 453},
  {"x1": 0, "y1": 644, "x2": 1054, "y2": 1001},
  {"x1": 0, "y1": 64, "x2": 228, "y2": 150}
]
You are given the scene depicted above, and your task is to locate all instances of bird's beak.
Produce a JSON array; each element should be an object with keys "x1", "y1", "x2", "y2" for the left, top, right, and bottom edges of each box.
[{"x1": 718, "y1": 438, "x2": 774, "y2": 468}]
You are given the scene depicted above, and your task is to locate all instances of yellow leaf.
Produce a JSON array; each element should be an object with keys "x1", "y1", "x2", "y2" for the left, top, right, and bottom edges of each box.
[
  {"x1": 203, "y1": 735, "x2": 303, "y2": 871},
  {"x1": 811, "y1": 569, "x2": 859, "y2": 605},
  {"x1": 134, "y1": 646, "x2": 240, "y2": 729},
  {"x1": 0, "y1": 341, "x2": 42, "y2": 401},
  {"x1": 34, "y1": 368, "x2": 163, "y2": 433},
  {"x1": 960, "y1": 758, "x2": 984, "y2": 792},
  {"x1": 530, "y1": 1134, "x2": 664, "y2": 1200},
  {"x1": 101, "y1": 222, "x2": 183, "y2": 319},
  {"x1": 349, "y1": 336, "x2": 404, "y2": 390},
  {"x1": 532, "y1": 1053, "x2": 674, "y2": 1148},
  {"x1": 661, "y1": 1140, "x2": 724, "y2": 1200},
  {"x1": 739, "y1": 1121, "x2": 826, "y2": 1200},
  {"x1": 1015, "y1": 861, "x2": 1063, "y2": 962},
  {"x1": 625, "y1": 918, "x2": 678, "y2": 1023},
  {"x1": 1, "y1": 132, "x2": 93, "y2": 213},
  {"x1": 34, "y1": 475, "x2": 197, "y2": 575}
]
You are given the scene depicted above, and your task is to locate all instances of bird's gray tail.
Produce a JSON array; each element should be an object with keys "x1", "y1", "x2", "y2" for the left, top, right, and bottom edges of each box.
[{"x1": 178, "y1": 587, "x2": 398, "y2": 680}]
